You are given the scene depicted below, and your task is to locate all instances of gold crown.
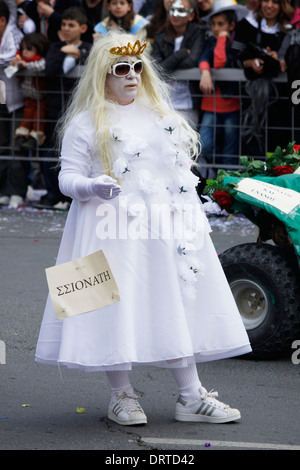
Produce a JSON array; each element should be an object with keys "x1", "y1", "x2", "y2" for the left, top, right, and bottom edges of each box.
[{"x1": 109, "y1": 40, "x2": 147, "y2": 56}]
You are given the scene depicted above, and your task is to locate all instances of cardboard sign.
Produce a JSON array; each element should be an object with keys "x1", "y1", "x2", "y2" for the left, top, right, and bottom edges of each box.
[
  {"x1": 46, "y1": 250, "x2": 120, "y2": 320},
  {"x1": 237, "y1": 178, "x2": 300, "y2": 214}
]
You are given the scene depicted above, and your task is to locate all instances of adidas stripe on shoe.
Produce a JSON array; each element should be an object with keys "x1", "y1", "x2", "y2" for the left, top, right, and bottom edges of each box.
[
  {"x1": 108, "y1": 389, "x2": 147, "y2": 425},
  {"x1": 175, "y1": 387, "x2": 241, "y2": 424}
]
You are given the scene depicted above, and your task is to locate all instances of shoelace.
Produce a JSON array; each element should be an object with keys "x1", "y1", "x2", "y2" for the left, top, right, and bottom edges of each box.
[
  {"x1": 116, "y1": 390, "x2": 144, "y2": 413},
  {"x1": 200, "y1": 387, "x2": 229, "y2": 410}
]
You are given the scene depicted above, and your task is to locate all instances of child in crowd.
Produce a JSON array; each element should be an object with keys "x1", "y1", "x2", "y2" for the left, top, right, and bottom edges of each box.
[
  {"x1": 11, "y1": 33, "x2": 50, "y2": 152},
  {"x1": 93, "y1": 0, "x2": 149, "y2": 41},
  {"x1": 152, "y1": 0, "x2": 205, "y2": 128},
  {"x1": 198, "y1": 0, "x2": 244, "y2": 171},
  {"x1": 35, "y1": 6, "x2": 92, "y2": 210}
]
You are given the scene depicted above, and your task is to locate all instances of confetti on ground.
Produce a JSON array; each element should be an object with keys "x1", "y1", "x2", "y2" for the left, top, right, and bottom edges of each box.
[
  {"x1": 204, "y1": 442, "x2": 211, "y2": 447},
  {"x1": 22, "y1": 404, "x2": 30, "y2": 407},
  {"x1": 76, "y1": 407, "x2": 85, "y2": 414}
]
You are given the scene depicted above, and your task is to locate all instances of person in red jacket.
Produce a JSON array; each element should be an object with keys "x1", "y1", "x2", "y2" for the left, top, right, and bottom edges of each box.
[
  {"x1": 198, "y1": 0, "x2": 246, "y2": 172},
  {"x1": 10, "y1": 32, "x2": 50, "y2": 151}
]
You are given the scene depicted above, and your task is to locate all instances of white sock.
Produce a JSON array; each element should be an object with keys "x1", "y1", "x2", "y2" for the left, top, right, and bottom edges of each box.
[
  {"x1": 170, "y1": 362, "x2": 202, "y2": 402},
  {"x1": 105, "y1": 370, "x2": 132, "y2": 396}
]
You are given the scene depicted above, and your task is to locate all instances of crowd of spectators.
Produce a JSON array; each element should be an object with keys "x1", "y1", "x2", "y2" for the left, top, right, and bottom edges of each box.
[{"x1": 0, "y1": 0, "x2": 299, "y2": 209}]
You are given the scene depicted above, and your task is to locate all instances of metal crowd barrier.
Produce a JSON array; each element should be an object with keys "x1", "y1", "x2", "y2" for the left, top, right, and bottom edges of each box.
[{"x1": 0, "y1": 66, "x2": 299, "y2": 169}]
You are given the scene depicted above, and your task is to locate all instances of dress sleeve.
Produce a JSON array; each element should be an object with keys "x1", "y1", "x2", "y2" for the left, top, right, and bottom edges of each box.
[{"x1": 58, "y1": 119, "x2": 96, "y2": 201}]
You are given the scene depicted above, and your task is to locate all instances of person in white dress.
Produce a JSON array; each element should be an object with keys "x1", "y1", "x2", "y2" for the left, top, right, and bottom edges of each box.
[{"x1": 35, "y1": 30, "x2": 251, "y2": 426}]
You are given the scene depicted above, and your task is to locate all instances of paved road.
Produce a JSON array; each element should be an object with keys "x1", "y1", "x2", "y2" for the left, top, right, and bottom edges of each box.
[{"x1": 0, "y1": 207, "x2": 300, "y2": 452}]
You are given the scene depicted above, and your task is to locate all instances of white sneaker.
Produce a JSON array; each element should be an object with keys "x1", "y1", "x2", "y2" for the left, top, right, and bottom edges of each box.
[
  {"x1": 0, "y1": 195, "x2": 9, "y2": 205},
  {"x1": 53, "y1": 201, "x2": 70, "y2": 211},
  {"x1": 8, "y1": 195, "x2": 24, "y2": 209},
  {"x1": 175, "y1": 387, "x2": 241, "y2": 424},
  {"x1": 108, "y1": 389, "x2": 147, "y2": 425}
]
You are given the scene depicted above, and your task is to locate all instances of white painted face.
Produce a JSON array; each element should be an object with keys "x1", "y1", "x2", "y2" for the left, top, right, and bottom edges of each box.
[{"x1": 105, "y1": 56, "x2": 142, "y2": 106}]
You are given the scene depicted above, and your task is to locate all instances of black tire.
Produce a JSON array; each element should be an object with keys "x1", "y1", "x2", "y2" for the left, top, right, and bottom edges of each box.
[{"x1": 219, "y1": 243, "x2": 300, "y2": 359}]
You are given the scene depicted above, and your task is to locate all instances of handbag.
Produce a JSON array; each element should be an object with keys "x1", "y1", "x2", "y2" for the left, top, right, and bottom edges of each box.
[{"x1": 238, "y1": 42, "x2": 280, "y2": 78}]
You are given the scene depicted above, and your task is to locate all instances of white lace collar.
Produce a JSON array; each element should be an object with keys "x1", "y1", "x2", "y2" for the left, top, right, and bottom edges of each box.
[{"x1": 246, "y1": 12, "x2": 281, "y2": 34}]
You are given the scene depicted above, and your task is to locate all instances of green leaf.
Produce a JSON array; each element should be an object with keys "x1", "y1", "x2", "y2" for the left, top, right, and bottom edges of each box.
[
  {"x1": 216, "y1": 169, "x2": 229, "y2": 183},
  {"x1": 286, "y1": 141, "x2": 295, "y2": 154},
  {"x1": 239, "y1": 155, "x2": 249, "y2": 166},
  {"x1": 251, "y1": 160, "x2": 265, "y2": 169},
  {"x1": 272, "y1": 145, "x2": 284, "y2": 158}
]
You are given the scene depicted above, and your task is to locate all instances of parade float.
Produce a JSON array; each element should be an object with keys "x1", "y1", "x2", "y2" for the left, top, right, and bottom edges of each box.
[{"x1": 203, "y1": 142, "x2": 300, "y2": 358}]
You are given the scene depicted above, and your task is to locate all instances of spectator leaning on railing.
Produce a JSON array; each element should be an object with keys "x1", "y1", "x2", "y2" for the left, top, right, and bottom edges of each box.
[
  {"x1": 197, "y1": 0, "x2": 247, "y2": 180},
  {"x1": 10, "y1": 32, "x2": 50, "y2": 152},
  {"x1": 152, "y1": 0, "x2": 205, "y2": 128},
  {"x1": 34, "y1": 6, "x2": 91, "y2": 210}
]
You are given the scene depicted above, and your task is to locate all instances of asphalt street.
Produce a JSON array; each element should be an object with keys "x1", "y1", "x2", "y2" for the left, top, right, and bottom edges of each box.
[{"x1": 0, "y1": 205, "x2": 300, "y2": 453}]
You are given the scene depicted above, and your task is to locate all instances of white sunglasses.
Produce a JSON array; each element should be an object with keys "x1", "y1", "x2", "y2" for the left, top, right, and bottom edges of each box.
[{"x1": 108, "y1": 60, "x2": 143, "y2": 77}]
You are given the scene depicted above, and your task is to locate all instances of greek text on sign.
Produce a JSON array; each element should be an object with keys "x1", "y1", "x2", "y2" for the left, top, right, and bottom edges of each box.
[
  {"x1": 46, "y1": 250, "x2": 120, "y2": 320},
  {"x1": 236, "y1": 178, "x2": 300, "y2": 214}
]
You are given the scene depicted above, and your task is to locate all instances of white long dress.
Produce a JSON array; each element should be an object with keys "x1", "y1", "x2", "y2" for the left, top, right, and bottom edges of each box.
[{"x1": 35, "y1": 99, "x2": 251, "y2": 371}]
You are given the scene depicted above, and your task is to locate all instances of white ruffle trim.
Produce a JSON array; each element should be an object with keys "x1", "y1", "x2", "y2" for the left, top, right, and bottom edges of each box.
[{"x1": 110, "y1": 116, "x2": 204, "y2": 304}]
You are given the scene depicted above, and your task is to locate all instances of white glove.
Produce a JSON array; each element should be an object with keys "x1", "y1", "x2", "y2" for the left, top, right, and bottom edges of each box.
[
  {"x1": 59, "y1": 170, "x2": 122, "y2": 202},
  {"x1": 91, "y1": 175, "x2": 122, "y2": 200}
]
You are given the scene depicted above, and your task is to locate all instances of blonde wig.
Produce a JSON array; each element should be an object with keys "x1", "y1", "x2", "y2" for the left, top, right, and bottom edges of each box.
[{"x1": 58, "y1": 30, "x2": 200, "y2": 176}]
